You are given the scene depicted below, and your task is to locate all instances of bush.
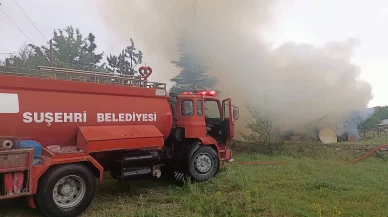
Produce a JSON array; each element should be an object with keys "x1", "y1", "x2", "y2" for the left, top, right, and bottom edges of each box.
[{"x1": 240, "y1": 104, "x2": 283, "y2": 155}]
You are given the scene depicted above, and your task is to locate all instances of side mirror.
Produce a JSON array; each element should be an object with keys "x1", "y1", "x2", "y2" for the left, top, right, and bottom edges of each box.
[{"x1": 232, "y1": 106, "x2": 239, "y2": 121}]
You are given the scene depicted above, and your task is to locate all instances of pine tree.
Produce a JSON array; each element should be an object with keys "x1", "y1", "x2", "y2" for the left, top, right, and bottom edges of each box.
[
  {"x1": 79, "y1": 33, "x2": 105, "y2": 71},
  {"x1": 169, "y1": 31, "x2": 218, "y2": 93},
  {"x1": 169, "y1": 0, "x2": 218, "y2": 93},
  {"x1": 106, "y1": 38, "x2": 143, "y2": 75}
]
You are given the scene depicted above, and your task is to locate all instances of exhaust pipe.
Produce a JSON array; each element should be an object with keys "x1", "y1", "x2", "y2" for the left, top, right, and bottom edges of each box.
[
  {"x1": 153, "y1": 167, "x2": 162, "y2": 179},
  {"x1": 2, "y1": 140, "x2": 13, "y2": 149}
]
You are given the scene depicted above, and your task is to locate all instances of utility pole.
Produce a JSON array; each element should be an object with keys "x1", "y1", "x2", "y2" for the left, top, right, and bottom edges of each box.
[{"x1": 49, "y1": 39, "x2": 53, "y2": 66}]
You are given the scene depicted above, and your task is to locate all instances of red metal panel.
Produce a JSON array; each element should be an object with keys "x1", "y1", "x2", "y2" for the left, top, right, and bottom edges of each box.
[
  {"x1": 4, "y1": 173, "x2": 12, "y2": 194},
  {"x1": 0, "y1": 148, "x2": 33, "y2": 199},
  {"x1": 198, "y1": 135, "x2": 218, "y2": 147},
  {"x1": 222, "y1": 98, "x2": 234, "y2": 138},
  {"x1": 77, "y1": 125, "x2": 164, "y2": 153},
  {"x1": 176, "y1": 97, "x2": 207, "y2": 138},
  {"x1": 0, "y1": 148, "x2": 33, "y2": 172},
  {"x1": 78, "y1": 125, "x2": 164, "y2": 141},
  {"x1": 80, "y1": 137, "x2": 164, "y2": 153},
  {"x1": 225, "y1": 149, "x2": 232, "y2": 160},
  {"x1": 0, "y1": 81, "x2": 172, "y2": 147}
]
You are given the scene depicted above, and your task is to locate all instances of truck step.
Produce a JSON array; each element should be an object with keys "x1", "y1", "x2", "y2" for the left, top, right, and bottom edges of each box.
[{"x1": 47, "y1": 145, "x2": 80, "y2": 154}]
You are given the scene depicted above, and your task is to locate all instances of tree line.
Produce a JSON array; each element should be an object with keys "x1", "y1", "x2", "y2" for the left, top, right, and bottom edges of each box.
[
  {"x1": 360, "y1": 106, "x2": 388, "y2": 129},
  {"x1": 0, "y1": 25, "x2": 218, "y2": 93}
]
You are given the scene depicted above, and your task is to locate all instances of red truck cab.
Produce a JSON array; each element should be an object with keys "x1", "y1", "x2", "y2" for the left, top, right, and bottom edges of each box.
[
  {"x1": 165, "y1": 90, "x2": 238, "y2": 182},
  {"x1": 175, "y1": 91, "x2": 237, "y2": 160}
]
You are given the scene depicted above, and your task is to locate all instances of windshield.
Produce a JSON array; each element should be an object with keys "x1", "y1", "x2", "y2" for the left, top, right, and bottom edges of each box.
[{"x1": 204, "y1": 100, "x2": 220, "y2": 119}]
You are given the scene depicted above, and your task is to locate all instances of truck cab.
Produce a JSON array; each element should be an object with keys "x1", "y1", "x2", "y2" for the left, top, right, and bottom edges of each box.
[{"x1": 169, "y1": 90, "x2": 239, "y2": 169}]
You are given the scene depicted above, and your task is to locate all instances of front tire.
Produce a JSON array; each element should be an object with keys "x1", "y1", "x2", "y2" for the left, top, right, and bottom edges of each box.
[
  {"x1": 188, "y1": 146, "x2": 220, "y2": 182},
  {"x1": 34, "y1": 164, "x2": 96, "y2": 217}
]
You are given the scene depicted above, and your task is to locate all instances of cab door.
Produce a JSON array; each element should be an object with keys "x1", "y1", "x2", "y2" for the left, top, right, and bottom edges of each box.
[{"x1": 222, "y1": 98, "x2": 234, "y2": 138}]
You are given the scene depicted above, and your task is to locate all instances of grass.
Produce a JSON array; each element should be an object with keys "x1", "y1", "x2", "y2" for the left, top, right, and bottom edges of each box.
[
  {"x1": 1, "y1": 140, "x2": 388, "y2": 217},
  {"x1": 343, "y1": 136, "x2": 388, "y2": 146}
]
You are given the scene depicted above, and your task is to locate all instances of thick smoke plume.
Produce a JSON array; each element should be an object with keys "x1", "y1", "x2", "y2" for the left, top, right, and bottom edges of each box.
[{"x1": 94, "y1": 0, "x2": 373, "y2": 139}]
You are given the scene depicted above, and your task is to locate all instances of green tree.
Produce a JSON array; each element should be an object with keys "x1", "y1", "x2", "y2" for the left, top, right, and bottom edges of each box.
[
  {"x1": 2, "y1": 44, "x2": 50, "y2": 68},
  {"x1": 48, "y1": 26, "x2": 104, "y2": 70},
  {"x1": 3, "y1": 26, "x2": 105, "y2": 71},
  {"x1": 169, "y1": 31, "x2": 218, "y2": 93},
  {"x1": 361, "y1": 106, "x2": 388, "y2": 129},
  {"x1": 106, "y1": 38, "x2": 143, "y2": 75},
  {"x1": 241, "y1": 104, "x2": 282, "y2": 155}
]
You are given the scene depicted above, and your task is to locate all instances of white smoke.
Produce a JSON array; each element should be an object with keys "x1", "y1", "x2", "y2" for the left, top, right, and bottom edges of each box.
[{"x1": 93, "y1": 0, "x2": 373, "y2": 139}]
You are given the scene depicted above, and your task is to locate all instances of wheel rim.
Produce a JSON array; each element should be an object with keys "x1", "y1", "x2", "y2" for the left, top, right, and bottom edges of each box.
[
  {"x1": 194, "y1": 153, "x2": 213, "y2": 174},
  {"x1": 52, "y1": 175, "x2": 86, "y2": 209}
]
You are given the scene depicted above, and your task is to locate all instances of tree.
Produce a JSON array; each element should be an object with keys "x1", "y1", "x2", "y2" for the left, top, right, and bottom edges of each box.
[
  {"x1": 2, "y1": 44, "x2": 50, "y2": 68},
  {"x1": 169, "y1": 31, "x2": 218, "y2": 93},
  {"x1": 2, "y1": 26, "x2": 105, "y2": 71},
  {"x1": 106, "y1": 38, "x2": 143, "y2": 75},
  {"x1": 79, "y1": 32, "x2": 105, "y2": 71},
  {"x1": 48, "y1": 26, "x2": 105, "y2": 71},
  {"x1": 361, "y1": 106, "x2": 388, "y2": 129},
  {"x1": 241, "y1": 104, "x2": 282, "y2": 155}
]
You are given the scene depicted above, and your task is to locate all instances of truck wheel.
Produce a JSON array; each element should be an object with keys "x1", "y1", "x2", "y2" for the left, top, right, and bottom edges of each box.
[
  {"x1": 34, "y1": 164, "x2": 96, "y2": 217},
  {"x1": 188, "y1": 146, "x2": 220, "y2": 182}
]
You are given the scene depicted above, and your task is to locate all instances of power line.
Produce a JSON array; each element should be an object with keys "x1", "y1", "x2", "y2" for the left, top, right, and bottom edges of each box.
[
  {"x1": 0, "y1": 7, "x2": 35, "y2": 44},
  {"x1": 0, "y1": 52, "x2": 19, "y2": 55},
  {"x1": 12, "y1": 0, "x2": 48, "y2": 42}
]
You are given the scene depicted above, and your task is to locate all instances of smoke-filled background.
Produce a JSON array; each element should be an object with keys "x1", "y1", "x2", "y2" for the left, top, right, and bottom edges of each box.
[{"x1": 95, "y1": 0, "x2": 373, "y2": 139}]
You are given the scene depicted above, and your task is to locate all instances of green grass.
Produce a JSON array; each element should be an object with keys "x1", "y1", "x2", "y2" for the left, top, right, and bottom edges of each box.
[
  {"x1": 1, "y1": 142, "x2": 388, "y2": 217},
  {"x1": 342, "y1": 136, "x2": 388, "y2": 146}
]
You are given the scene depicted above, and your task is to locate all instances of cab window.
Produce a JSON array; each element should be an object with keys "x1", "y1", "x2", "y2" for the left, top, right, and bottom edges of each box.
[
  {"x1": 181, "y1": 100, "x2": 194, "y2": 116},
  {"x1": 204, "y1": 100, "x2": 220, "y2": 119},
  {"x1": 197, "y1": 100, "x2": 203, "y2": 116}
]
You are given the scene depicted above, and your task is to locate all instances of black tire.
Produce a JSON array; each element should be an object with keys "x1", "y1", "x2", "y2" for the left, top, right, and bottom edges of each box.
[
  {"x1": 170, "y1": 141, "x2": 199, "y2": 174},
  {"x1": 34, "y1": 164, "x2": 96, "y2": 217},
  {"x1": 188, "y1": 146, "x2": 220, "y2": 182}
]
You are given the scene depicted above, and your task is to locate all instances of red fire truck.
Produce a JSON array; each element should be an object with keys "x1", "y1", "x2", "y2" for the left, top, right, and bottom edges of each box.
[{"x1": 0, "y1": 66, "x2": 238, "y2": 217}]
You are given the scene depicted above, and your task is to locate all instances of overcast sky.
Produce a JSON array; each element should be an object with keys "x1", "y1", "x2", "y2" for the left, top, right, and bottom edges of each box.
[{"x1": 0, "y1": 0, "x2": 387, "y2": 107}]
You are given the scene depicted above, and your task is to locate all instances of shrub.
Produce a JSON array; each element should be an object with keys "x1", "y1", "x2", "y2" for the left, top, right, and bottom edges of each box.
[{"x1": 240, "y1": 104, "x2": 283, "y2": 155}]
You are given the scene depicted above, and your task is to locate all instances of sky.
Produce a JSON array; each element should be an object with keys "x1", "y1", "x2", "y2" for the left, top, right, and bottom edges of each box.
[
  {"x1": 0, "y1": 0, "x2": 387, "y2": 107},
  {"x1": 263, "y1": 0, "x2": 388, "y2": 107}
]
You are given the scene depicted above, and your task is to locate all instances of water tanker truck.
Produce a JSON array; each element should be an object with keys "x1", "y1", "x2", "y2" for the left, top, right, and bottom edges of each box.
[{"x1": 0, "y1": 66, "x2": 239, "y2": 217}]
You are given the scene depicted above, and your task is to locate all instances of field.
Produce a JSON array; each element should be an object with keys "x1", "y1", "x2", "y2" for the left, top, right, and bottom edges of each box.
[{"x1": 1, "y1": 139, "x2": 388, "y2": 217}]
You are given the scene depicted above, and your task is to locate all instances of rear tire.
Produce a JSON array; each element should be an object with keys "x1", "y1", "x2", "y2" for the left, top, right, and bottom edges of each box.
[
  {"x1": 34, "y1": 164, "x2": 96, "y2": 217},
  {"x1": 188, "y1": 146, "x2": 220, "y2": 182}
]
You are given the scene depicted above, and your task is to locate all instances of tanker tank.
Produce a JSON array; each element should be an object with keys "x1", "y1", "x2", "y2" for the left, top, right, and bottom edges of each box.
[{"x1": 0, "y1": 69, "x2": 173, "y2": 147}]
